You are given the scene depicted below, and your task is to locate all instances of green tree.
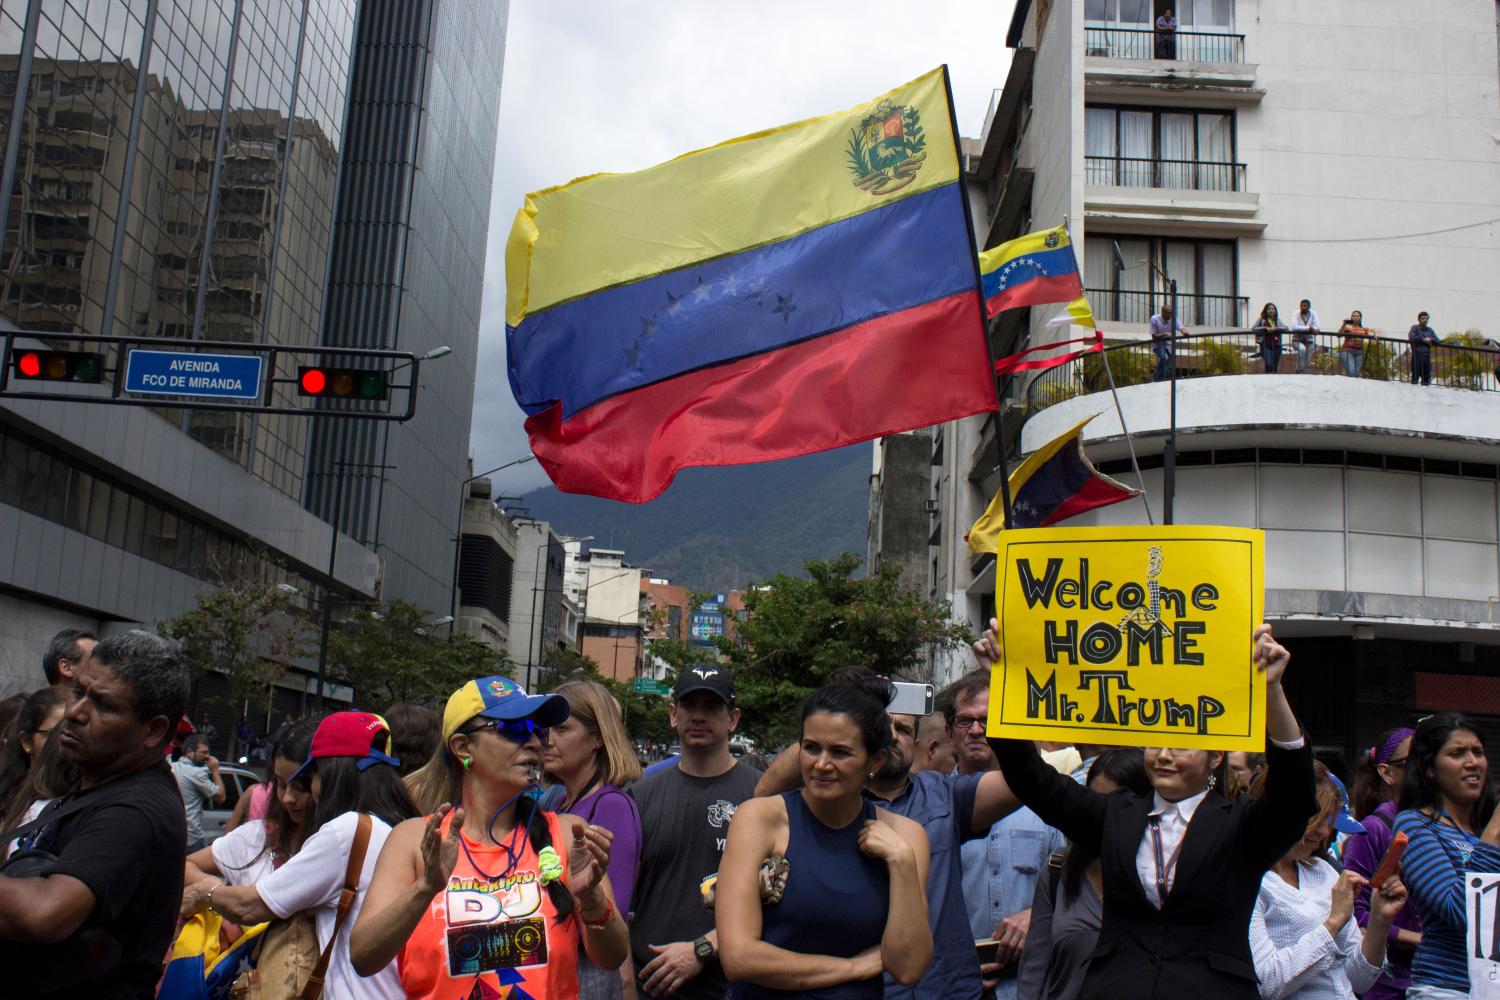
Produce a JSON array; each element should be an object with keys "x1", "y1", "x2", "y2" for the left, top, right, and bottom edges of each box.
[
  {"x1": 160, "y1": 580, "x2": 309, "y2": 714},
  {"x1": 537, "y1": 648, "x2": 674, "y2": 748},
  {"x1": 720, "y1": 553, "x2": 972, "y2": 748},
  {"x1": 327, "y1": 600, "x2": 508, "y2": 707}
]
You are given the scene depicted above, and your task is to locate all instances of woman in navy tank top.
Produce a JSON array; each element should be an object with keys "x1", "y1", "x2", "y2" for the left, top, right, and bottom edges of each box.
[{"x1": 717, "y1": 677, "x2": 932, "y2": 998}]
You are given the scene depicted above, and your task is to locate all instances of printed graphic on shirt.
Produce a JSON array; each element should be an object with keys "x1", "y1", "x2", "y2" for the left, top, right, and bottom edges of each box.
[
  {"x1": 444, "y1": 872, "x2": 548, "y2": 975},
  {"x1": 706, "y1": 800, "x2": 737, "y2": 829}
]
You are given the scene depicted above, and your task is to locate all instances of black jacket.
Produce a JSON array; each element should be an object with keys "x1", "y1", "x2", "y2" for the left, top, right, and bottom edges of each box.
[{"x1": 988, "y1": 737, "x2": 1317, "y2": 1000}]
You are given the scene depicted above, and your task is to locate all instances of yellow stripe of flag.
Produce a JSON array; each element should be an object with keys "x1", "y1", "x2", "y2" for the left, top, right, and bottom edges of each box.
[{"x1": 505, "y1": 67, "x2": 961, "y2": 326}]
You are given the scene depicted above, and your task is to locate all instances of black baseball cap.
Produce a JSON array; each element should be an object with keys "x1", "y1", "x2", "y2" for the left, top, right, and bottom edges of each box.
[{"x1": 673, "y1": 663, "x2": 735, "y2": 706}]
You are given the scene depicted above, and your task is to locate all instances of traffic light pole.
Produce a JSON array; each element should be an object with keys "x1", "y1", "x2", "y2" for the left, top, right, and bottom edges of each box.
[{"x1": 313, "y1": 460, "x2": 395, "y2": 711}]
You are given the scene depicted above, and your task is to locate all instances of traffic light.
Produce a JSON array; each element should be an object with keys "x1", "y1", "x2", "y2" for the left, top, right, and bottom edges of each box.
[
  {"x1": 12, "y1": 350, "x2": 104, "y2": 383},
  {"x1": 296, "y1": 366, "x2": 387, "y2": 400}
]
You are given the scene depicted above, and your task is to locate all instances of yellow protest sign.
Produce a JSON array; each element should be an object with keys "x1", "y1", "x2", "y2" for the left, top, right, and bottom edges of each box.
[{"x1": 987, "y1": 525, "x2": 1265, "y2": 751}]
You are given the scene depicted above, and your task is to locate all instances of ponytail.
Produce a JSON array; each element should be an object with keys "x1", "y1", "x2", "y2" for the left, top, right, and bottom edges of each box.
[{"x1": 516, "y1": 795, "x2": 575, "y2": 923}]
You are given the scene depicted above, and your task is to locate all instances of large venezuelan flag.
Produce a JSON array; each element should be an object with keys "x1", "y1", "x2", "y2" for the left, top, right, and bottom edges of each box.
[
  {"x1": 506, "y1": 67, "x2": 996, "y2": 502},
  {"x1": 978, "y1": 225, "x2": 1085, "y2": 318}
]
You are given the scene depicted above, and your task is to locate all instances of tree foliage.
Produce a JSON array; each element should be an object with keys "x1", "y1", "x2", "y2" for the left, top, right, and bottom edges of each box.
[
  {"x1": 160, "y1": 581, "x2": 309, "y2": 712},
  {"x1": 720, "y1": 552, "x2": 972, "y2": 748},
  {"x1": 327, "y1": 600, "x2": 509, "y2": 708},
  {"x1": 537, "y1": 648, "x2": 674, "y2": 748}
]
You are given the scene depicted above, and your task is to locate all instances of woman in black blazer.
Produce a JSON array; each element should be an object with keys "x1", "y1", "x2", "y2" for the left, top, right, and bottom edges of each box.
[{"x1": 983, "y1": 623, "x2": 1317, "y2": 1000}]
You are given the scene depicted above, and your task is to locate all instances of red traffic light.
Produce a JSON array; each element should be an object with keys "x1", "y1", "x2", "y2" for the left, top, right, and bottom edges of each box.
[
  {"x1": 296, "y1": 366, "x2": 386, "y2": 400},
  {"x1": 12, "y1": 350, "x2": 104, "y2": 383}
]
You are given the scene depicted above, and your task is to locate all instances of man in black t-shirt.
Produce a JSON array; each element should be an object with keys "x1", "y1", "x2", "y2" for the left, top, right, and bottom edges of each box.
[
  {"x1": 0, "y1": 630, "x2": 190, "y2": 999},
  {"x1": 630, "y1": 664, "x2": 761, "y2": 1000}
]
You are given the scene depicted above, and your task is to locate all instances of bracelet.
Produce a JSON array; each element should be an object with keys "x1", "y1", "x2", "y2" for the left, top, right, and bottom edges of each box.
[
  {"x1": 580, "y1": 895, "x2": 614, "y2": 930},
  {"x1": 205, "y1": 880, "x2": 225, "y2": 914}
]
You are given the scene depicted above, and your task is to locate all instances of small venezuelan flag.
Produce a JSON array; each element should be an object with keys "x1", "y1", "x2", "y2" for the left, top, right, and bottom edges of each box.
[
  {"x1": 505, "y1": 68, "x2": 995, "y2": 503},
  {"x1": 967, "y1": 415, "x2": 1139, "y2": 557},
  {"x1": 977, "y1": 225, "x2": 1085, "y2": 319}
]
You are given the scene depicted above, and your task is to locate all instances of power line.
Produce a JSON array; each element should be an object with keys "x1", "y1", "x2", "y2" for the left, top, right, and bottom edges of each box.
[{"x1": 1260, "y1": 215, "x2": 1500, "y2": 245}]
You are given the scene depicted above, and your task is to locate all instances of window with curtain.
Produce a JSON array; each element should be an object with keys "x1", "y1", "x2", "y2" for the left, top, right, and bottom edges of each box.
[
  {"x1": 1085, "y1": 105, "x2": 1237, "y2": 191},
  {"x1": 1083, "y1": 236, "x2": 1238, "y2": 325}
]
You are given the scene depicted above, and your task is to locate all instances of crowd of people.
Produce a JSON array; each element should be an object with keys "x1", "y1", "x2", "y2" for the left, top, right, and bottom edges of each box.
[
  {"x1": 1145, "y1": 300, "x2": 1485, "y2": 386},
  {"x1": 0, "y1": 622, "x2": 1495, "y2": 1000}
]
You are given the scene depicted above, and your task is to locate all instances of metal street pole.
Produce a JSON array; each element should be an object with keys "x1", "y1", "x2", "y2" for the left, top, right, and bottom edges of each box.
[
  {"x1": 314, "y1": 460, "x2": 393, "y2": 711},
  {"x1": 449, "y1": 454, "x2": 535, "y2": 637},
  {"x1": 1164, "y1": 276, "x2": 1179, "y2": 525}
]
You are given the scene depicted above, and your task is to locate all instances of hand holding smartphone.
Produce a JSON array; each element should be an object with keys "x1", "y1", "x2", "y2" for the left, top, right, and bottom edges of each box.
[{"x1": 1372, "y1": 831, "x2": 1408, "y2": 888}]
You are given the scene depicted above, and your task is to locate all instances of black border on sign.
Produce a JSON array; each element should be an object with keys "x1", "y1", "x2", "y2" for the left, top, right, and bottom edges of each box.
[{"x1": 996, "y1": 535, "x2": 1257, "y2": 739}]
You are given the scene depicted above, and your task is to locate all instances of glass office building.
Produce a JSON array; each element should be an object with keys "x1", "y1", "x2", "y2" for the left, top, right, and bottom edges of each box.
[{"x1": 0, "y1": 0, "x2": 509, "y2": 699}]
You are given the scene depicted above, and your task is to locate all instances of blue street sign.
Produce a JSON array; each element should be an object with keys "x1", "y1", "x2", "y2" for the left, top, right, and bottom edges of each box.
[{"x1": 124, "y1": 349, "x2": 263, "y2": 400}]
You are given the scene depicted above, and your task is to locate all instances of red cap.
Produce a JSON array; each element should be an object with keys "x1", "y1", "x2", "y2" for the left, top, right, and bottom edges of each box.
[{"x1": 289, "y1": 711, "x2": 399, "y2": 784}]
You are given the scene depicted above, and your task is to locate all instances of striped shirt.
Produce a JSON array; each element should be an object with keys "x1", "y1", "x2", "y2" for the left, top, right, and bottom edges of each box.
[{"x1": 1394, "y1": 809, "x2": 1500, "y2": 990}]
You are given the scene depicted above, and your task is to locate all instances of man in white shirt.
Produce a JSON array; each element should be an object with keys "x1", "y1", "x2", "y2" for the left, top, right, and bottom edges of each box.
[{"x1": 1289, "y1": 299, "x2": 1320, "y2": 373}]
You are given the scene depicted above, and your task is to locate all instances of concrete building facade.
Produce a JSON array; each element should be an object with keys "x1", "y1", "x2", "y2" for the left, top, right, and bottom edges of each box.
[
  {"x1": 579, "y1": 548, "x2": 644, "y2": 682},
  {"x1": 897, "y1": 0, "x2": 1500, "y2": 760}
]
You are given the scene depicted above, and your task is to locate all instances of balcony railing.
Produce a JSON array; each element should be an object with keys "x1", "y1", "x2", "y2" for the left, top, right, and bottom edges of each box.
[
  {"x1": 1084, "y1": 26, "x2": 1246, "y2": 64},
  {"x1": 1086, "y1": 156, "x2": 1245, "y2": 193},
  {"x1": 1025, "y1": 330, "x2": 1500, "y2": 412},
  {"x1": 1086, "y1": 287, "x2": 1249, "y2": 328}
]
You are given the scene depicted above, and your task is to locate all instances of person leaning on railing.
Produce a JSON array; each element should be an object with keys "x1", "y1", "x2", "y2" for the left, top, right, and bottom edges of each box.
[
  {"x1": 1290, "y1": 299, "x2": 1320, "y2": 373},
  {"x1": 1338, "y1": 311, "x2": 1371, "y2": 378},
  {"x1": 1252, "y1": 303, "x2": 1287, "y2": 374}
]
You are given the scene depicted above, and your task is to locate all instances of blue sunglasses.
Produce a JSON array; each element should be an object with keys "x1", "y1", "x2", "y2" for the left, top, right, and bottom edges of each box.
[{"x1": 465, "y1": 717, "x2": 549, "y2": 744}]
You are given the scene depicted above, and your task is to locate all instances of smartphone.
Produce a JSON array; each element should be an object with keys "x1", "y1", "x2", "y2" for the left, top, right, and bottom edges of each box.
[
  {"x1": 1372, "y1": 831, "x2": 1408, "y2": 887},
  {"x1": 888, "y1": 681, "x2": 935, "y2": 717},
  {"x1": 975, "y1": 939, "x2": 1001, "y2": 966}
]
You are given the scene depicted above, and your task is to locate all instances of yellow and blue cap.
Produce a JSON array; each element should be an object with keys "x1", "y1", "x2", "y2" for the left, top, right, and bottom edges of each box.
[{"x1": 442, "y1": 676, "x2": 569, "y2": 743}]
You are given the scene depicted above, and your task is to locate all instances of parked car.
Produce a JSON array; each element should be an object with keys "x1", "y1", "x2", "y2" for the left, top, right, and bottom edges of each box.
[{"x1": 201, "y1": 763, "x2": 264, "y2": 844}]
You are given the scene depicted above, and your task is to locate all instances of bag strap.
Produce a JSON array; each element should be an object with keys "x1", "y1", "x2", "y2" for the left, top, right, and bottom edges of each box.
[
  {"x1": 298, "y1": 813, "x2": 373, "y2": 1000},
  {"x1": 0, "y1": 792, "x2": 95, "y2": 850}
]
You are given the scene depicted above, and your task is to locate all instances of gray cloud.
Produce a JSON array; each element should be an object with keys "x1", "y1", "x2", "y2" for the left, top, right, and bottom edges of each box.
[{"x1": 471, "y1": 0, "x2": 1015, "y2": 495}]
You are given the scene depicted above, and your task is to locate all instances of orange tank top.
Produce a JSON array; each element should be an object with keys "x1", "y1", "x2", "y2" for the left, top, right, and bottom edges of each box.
[{"x1": 399, "y1": 808, "x2": 580, "y2": 1000}]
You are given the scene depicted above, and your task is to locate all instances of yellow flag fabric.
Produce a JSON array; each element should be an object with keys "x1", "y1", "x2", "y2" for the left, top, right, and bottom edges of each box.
[
  {"x1": 505, "y1": 67, "x2": 961, "y2": 326},
  {"x1": 1047, "y1": 295, "x2": 1098, "y2": 330},
  {"x1": 976, "y1": 223, "x2": 1073, "y2": 276}
]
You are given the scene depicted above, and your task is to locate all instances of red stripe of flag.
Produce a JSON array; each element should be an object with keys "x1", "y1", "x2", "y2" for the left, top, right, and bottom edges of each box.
[{"x1": 983, "y1": 272, "x2": 1084, "y2": 318}]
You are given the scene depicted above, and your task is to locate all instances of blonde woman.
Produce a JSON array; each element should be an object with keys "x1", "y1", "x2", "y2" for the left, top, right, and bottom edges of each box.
[{"x1": 544, "y1": 680, "x2": 644, "y2": 999}]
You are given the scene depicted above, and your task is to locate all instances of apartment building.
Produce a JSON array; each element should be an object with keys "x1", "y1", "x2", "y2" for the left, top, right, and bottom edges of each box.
[{"x1": 894, "y1": 0, "x2": 1500, "y2": 758}]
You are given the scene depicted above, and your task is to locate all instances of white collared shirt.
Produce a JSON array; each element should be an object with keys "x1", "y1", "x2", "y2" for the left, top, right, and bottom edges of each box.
[
  {"x1": 1135, "y1": 736, "x2": 1305, "y2": 908},
  {"x1": 1136, "y1": 787, "x2": 1209, "y2": 908}
]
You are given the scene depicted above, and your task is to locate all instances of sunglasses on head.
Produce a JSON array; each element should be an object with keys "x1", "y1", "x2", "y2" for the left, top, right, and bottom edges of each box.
[{"x1": 465, "y1": 717, "x2": 549, "y2": 744}]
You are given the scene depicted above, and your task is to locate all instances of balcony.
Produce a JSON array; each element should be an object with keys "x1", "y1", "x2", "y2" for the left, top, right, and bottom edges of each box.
[
  {"x1": 1086, "y1": 156, "x2": 1245, "y2": 193},
  {"x1": 1085, "y1": 287, "x2": 1248, "y2": 329},
  {"x1": 1084, "y1": 26, "x2": 1244, "y2": 63}
]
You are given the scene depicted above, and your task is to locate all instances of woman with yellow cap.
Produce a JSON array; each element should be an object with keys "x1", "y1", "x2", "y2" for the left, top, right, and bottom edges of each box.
[{"x1": 351, "y1": 676, "x2": 629, "y2": 999}]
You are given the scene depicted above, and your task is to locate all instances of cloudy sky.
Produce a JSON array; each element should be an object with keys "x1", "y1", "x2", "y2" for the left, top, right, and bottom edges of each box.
[{"x1": 470, "y1": 1, "x2": 1016, "y2": 494}]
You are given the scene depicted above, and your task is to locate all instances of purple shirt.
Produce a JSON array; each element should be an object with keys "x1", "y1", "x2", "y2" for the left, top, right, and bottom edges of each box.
[
  {"x1": 1342, "y1": 800, "x2": 1421, "y2": 998},
  {"x1": 562, "y1": 782, "x2": 642, "y2": 916}
]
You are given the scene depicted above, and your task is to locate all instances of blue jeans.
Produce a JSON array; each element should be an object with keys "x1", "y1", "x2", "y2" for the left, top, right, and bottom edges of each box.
[
  {"x1": 1152, "y1": 342, "x2": 1172, "y2": 382},
  {"x1": 1340, "y1": 349, "x2": 1363, "y2": 376},
  {"x1": 1261, "y1": 343, "x2": 1282, "y2": 373},
  {"x1": 1294, "y1": 336, "x2": 1315, "y2": 372},
  {"x1": 1412, "y1": 352, "x2": 1432, "y2": 384}
]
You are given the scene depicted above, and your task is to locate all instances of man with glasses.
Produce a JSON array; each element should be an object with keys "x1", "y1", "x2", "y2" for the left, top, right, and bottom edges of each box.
[
  {"x1": 629, "y1": 664, "x2": 760, "y2": 1000},
  {"x1": 947, "y1": 671, "x2": 1067, "y2": 1000}
]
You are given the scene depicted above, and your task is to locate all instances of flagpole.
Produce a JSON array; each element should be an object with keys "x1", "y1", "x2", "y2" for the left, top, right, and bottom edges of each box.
[
  {"x1": 940, "y1": 64, "x2": 1013, "y2": 531},
  {"x1": 1097, "y1": 341, "x2": 1155, "y2": 525}
]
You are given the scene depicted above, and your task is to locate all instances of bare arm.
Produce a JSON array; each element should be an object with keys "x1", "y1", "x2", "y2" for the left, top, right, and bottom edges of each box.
[
  {"x1": 350, "y1": 811, "x2": 451, "y2": 976},
  {"x1": 181, "y1": 843, "x2": 223, "y2": 917},
  {"x1": 754, "y1": 745, "x2": 801, "y2": 797},
  {"x1": 970, "y1": 769, "x2": 1022, "y2": 837},
  {"x1": 224, "y1": 788, "x2": 253, "y2": 833},
  {"x1": 560, "y1": 814, "x2": 631, "y2": 973},
  {"x1": 872, "y1": 812, "x2": 932, "y2": 986},
  {"x1": 207, "y1": 757, "x2": 226, "y2": 805},
  {"x1": 716, "y1": 797, "x2": 881, "y2": 990},
  {"x1": 0, "y1": 873, "x2": 97, "y2": 944},
  {"x1": 186, "y1": 879, "x2": 274, "y2": 925}
]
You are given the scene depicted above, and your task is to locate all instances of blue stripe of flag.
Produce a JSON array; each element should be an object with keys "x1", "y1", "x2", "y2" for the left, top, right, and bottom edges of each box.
[{"x1": 978, "y1": 244, "x2": 1079, "y2": 303}]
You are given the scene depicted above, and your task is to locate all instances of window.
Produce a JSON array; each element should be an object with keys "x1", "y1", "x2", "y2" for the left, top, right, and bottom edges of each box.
[
  {"x1": 1085, "y1": 106, "x2": 1239, "y2": 191},
  {"x1": 1085, "y1": 0, "x2": 1152, "y2": 24},
  {"x1": 1084, "y1": 235, "x2": 1240, "y2": 326}
]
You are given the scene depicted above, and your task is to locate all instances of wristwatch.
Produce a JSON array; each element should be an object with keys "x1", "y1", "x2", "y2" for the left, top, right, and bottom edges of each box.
[{"x1": 693, "y1": 935, "x2": 716, "y2": 961}]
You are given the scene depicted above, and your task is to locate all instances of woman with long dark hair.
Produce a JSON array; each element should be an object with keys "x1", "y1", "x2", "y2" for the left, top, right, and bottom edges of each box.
[
  {"x1": 545, "y1": 680, "x2": 645, "y2": 1000},
  {"x1": 179, "y1": 717, "x2": 319, "y2": 912},
  {"x1": 1343, "y1": 725, "x2": 1421, "y2": 1000},
  {"x1": 1017, "y1": 750, "x2": 1152, "y2": 1000},
  {"x1": 350, "y1": 676, "x2": 629, "y2": 999},
  {"x1": 0, "y1": 688, "x2": 65, "y2": 820},
  {"x1": 1254, "y1": 302, "x2": 1288, "y2": 374},
  {"x1": 184, "y1": 711, "x2": 419, "y2": 999},
  {"x1": 717, "y1": 677, "x2": 932, "y2": 997},
  {"x1": 984, "y1": 622, "x2": 1318, "y2": 1000},
  {"x1": 1394, "y1": 712, "x2": 1500, "y2": 999},
  {"x1": 0, "y1": 727, "x2": 78, "y2": 858}
]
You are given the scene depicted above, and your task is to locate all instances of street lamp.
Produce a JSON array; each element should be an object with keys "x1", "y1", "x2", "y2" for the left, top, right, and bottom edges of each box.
[
  {"x1": 450, "y1": 455, "x2": 536, "y2": 636},
  {"x1": 1113, "y1": 242, "x2": 1180, "y2": 524}
]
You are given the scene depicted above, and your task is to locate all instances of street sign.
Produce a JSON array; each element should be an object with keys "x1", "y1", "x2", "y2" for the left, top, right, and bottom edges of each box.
[
  {"x1": 633, "y1": 678, "x2": 671, "y2": 697},
  {"x1": 124, "y1": 349, "x2": 264, "y2": 400}
]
